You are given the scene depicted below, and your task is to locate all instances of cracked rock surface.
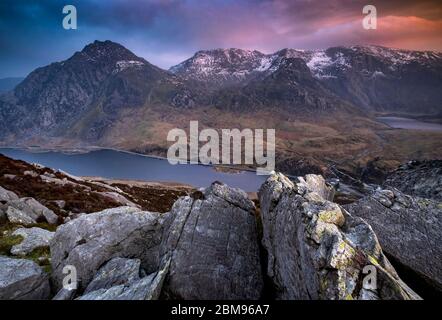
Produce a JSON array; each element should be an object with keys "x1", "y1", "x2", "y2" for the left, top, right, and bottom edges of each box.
[
  {"x1": 77, "y1": 257, "x2": 169, "y2": 300},
  {"x1": 160, "y1": 182, "x2": 263, "y2": 299},
  {"x1": 50, "y1": 206, "x2": 167, "y2": 292},
  {"x1": 259, "y1": 173, "x2": 420, "y2": 300},
  {"x1": 0, "y1": 256, "x2": 50, "y2": 300},
  {"x1": 346, "y1": 186, "x2": 442, "y2": 292}
]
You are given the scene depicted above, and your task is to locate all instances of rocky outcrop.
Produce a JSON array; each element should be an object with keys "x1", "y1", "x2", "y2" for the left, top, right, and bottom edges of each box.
[
  {"x1": 10, "y1": 227, "x2": 54, "y2": 256},
  {"x1": 259, "y1": 173, "x2": 420, "y2": 300},
  {"x1": 0, "y1": 256, "x2": 50, "y2": 300},
  {"x1": 6, "y1": 206, "x2": 37, "y2": 225},
  {"x1": 1, "y1": 159, "x2": 434, "y2": 300},
  {"x1": 160, "y1": 182, "x2": 263, "y2": 300},
  {"x1": 384, "y1": 160, "x2": 442, "y2": 201},
  {"x1": 5, "y1": 197, "x2": 58, "y2": 225},
  {"x1": 77, "y1": 257, "x2": 169, "y2": 300},
  {"x1": 345, "y1": 187, "x2": 442, "y2": 292},
  {"x1": 50, "y1": 206, "x2": 167, "y2": 292}
]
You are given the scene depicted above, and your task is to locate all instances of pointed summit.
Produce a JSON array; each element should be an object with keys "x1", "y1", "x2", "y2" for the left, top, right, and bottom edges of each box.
[{"x1": 72, "y1": 40, "x2": 145, "y2": 63}]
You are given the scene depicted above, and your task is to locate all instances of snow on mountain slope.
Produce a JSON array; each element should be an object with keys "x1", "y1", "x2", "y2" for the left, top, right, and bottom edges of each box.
[
  {"x1": 170, "y1": 45, "x2": 441, "y2": 84},
  {"x1": 169, "y1": 48, "x2": 267, "y2": 86}
]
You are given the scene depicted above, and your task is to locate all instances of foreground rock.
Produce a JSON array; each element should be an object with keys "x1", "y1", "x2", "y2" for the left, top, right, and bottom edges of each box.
[
  {"x1": 346, "y1": 187, "x2": 442, "y2": 292},
  {"x1": 0, "y1": 256, "x2": 50, "y2": 300},
  {"x1": 6, "y1": 206, "x2": 37, "y2": 225},
  {"x1": 10, "y1": 227, "x2": 54, "y2": 256},
  {"x1": 384, "y1": 160, "x2": 441, "y2": 201},
  {"x1": 161, "y1": 182, "x2": 263, "y2": 300},
  {"x1": 259, "y1": 173, "x2": 420, "y2": 300},
  {"x1": 84, "y1": 257, "x2": 143, "y2": 294},
  {"x1": 78, "y1": 257, "x2": 169, "y2": 300},
  {"x1": 52, "y1": 287, "x2": 77, "y2": 300},
  {"x1": 50, "y1": 206, "x2": 166, "y2": 291},
  {"x1": 5, "y1": 197, "x2": 58, "y2": 225}
]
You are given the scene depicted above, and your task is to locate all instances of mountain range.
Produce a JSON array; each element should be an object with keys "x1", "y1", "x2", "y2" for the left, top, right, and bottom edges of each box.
[
  {"x1": 0, "y1": 40, "x2": 441, "y2": 175},
  {"x1": 172, "y1": 46, "x2": 442, "y2": 112}
]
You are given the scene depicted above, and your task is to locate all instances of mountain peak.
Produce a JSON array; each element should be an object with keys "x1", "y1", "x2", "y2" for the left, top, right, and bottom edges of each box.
[
  {"x1": 72, "y1": 40, "x2": 144, "y2": 63},
  {"x1": 169, "y1": 48, "x2": 267, "y2": 86}
]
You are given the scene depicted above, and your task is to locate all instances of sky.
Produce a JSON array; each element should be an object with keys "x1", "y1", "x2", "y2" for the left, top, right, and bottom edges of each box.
[{"x1": 0, "y1": 0, "x2": 441, "y2": 78}]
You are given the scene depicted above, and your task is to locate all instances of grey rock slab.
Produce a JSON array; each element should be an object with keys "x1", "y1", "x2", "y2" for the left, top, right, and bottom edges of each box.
[
  {"x1": 50, "y1": 206, "x2": 166, "y2": 292},
  {"x1": 10, "y1": 227, "x2": 54, "y2": 256},
  {"x1": 78, "y1": 257, "x2": 170, "y2": 300},
  {"x1": 6, "y1": 206, "x2": 37, "y2": 226},
  {"x1": 6, "y1": 197, "x2": 58, "y2": 225},
  {"x1": 52, "y1": 287, "x2": 77, "y2": 300},
  {"x1": 78, "y1": 274, "x2": 156, "y2": 300},
  {"x1": 161, "y1": 182, "x2": 263, "y2": 300},
  {"x1": 0, "y1": 186, "x2": 19, "y2": 202},
  {"x1": 84, "y1": 257, "x2": 142, "y2": 294},
  {"x1": 0, "y1": 256, "x2": 50, "y2": 300},
  {"x1": 346, "y1": 187, "x2": 442, "y2": 292},
  {"x1": 258, "y1": 172, "x2": 420, "y2": 300}
]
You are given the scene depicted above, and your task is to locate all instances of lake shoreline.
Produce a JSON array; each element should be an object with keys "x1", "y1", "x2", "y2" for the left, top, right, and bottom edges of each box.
[
  {"x1": 376, "y1": 116, "x2": 442, "y2": 132},
  {"x1": 0, "y1": 145, "x2": 260, "y2": 175},
  {"x1": 0, "y1": 147, "x2": 268, "y2": 192}
]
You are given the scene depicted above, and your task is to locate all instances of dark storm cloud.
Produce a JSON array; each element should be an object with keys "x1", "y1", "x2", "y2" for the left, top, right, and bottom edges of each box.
[{"x1": 0, "y1": 0, "x2": 441, "y2": 78}]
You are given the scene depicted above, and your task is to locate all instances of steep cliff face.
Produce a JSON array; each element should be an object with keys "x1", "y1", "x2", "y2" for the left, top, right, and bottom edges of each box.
[{"x1": 0, "y1": 41, "x2": 198, "y2": 142}]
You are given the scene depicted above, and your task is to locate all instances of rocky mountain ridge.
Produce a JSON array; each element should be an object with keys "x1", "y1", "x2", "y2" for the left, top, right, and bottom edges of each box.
[
  {"x1": 1, "y1": 41, "x2": 441, "y2": 145},
  {"x1": 170, "y1": 45, "x2": 442, "y2": 113},
  {"x1": 0, "y1": 41, "x2": 441, "y2": 181}
]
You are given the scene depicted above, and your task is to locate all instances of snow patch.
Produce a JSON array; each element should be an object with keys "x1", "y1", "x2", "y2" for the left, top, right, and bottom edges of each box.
[{"x1": 114, "y1": 60, "x2": 145, "y2": 73}]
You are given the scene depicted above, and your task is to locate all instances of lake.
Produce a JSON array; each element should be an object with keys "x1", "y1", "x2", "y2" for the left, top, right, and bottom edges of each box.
[
  {"x1": 0, "y1": 148, "x2": 267, "y2": 192},
  {"x1": 377, "y1": 116, "x2": 442, "y2": 132}
]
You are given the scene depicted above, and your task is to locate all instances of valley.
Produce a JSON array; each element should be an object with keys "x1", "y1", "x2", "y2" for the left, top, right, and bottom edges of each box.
[{"x1": 0, "y1": 41, "x2": 440, "y2": 180}]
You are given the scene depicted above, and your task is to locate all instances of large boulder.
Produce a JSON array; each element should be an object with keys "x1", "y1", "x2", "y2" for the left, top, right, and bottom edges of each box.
[
  {"x1": 50, "y1": 206, "x2": 166, "y2": 292},
  {"x1": 259, "y1": 173, "x2": 420, "y2": 300},
  {"x1": 10, "y1": 227, "x2": 54, "y2": 256},
  {"x1": 5, "y1": 197, "x2": 58, "y2": 225},
  {"x1": 160, "y1": 182, "x2": 263, "y2": 300},
  {"x1": 0, "y1": 256, "x2": 50, "y2": 300},
  {"x1": 6, "y1": 206, "x2": 37, "y2": 225},
  {"x1": 345, "y1": 187, "x2": 442, "y2": 292}
]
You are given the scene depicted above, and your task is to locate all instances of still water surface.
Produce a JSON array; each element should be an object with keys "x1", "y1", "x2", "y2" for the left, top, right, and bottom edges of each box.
[{"x1": 0, "y1": 148, "x2": 267, "y2": 192}]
